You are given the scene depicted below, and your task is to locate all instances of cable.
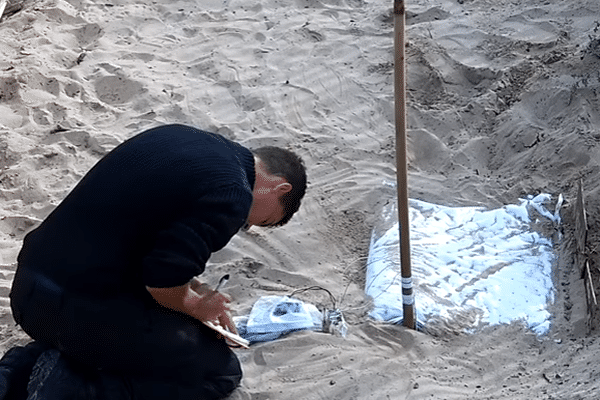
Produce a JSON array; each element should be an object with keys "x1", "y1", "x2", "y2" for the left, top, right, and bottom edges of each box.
[{"x1": 288, "y1": 286, "x2": 338, "y2": 310}]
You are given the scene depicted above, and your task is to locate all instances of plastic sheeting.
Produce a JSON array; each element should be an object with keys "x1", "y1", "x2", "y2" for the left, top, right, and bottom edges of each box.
[
  {"x1": 366, "y1": 193, "x2": 562, "y2": 335},
  {"x1": 235, "y1": 296, "x2": 324, "y2": 343}
]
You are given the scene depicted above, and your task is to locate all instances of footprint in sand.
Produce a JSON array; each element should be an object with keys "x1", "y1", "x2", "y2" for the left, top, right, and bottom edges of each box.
[
  {"x1": 94, "y1": 75, "x2": 146, "y2": 105},
  {"x1": 407, "y1": 7, "x2": 451, "y2": 25},
  {"x1": 0, "y1": 139, "x2": 20, "y2": 170},
  {"x1": 0, "y1": 77, "x2": 19, "y2": 102},
  {"x1": 0, "y1": 216, "x2": 40, "y2": 239},
  {"x1": 71, "y1": 23, "x2": 103, "y2": 48},
  {"x1": 40, "y1": 129, "x2": 107, "y2": 156}
]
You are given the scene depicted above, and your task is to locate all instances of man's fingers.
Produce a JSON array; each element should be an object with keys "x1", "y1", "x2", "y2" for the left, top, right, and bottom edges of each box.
[
  {"x1": 190, "y1": 278, "x2": 232, "y2": 302},
  {"x1": 188, "y1": 279, "x2": 235, "y2": 329},
  {"x1": 196, "y1": 292, "x2": 233, "y2": 323},
  {"x1": 207, "y1": 292, "x2": 232, "y2": 310},
  {"x1": 218, "y1": 311, "x2": 238, "y2": 335},
  {"x1": 219, "y1": 292, "x2": 232, "y2": 303}
]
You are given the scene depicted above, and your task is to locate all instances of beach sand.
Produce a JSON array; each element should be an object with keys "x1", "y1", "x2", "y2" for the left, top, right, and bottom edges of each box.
[{"x1": 1, "y1": 0, "x2": 600, "y2": 398}]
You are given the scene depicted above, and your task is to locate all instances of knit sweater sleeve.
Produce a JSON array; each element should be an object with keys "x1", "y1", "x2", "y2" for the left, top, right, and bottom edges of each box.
[{"x1": 142, "y1": 184, "x2": 252, "y2": 288}]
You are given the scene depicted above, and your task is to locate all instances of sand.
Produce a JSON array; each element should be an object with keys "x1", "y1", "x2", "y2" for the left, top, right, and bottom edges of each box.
[{"x1": 1, "y1": 0, "x2": 600, "y2": 398}]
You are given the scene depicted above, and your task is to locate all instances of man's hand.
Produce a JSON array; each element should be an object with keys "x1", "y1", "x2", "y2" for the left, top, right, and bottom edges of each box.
[
  {"x1": 146, "y1": 279, "x2": 238, "y2": 335},
  {"x1": 189, "y1": 277, "x2": 238, "y2": 335}
]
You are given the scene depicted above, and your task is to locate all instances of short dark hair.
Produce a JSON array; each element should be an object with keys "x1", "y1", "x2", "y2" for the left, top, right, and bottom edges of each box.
[{"x1": 252, "y1": 146, "x2": 307, "y2": 226}]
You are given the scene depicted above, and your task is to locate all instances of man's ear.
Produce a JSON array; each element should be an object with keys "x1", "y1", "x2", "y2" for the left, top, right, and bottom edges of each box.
[{"x1": 275, "y1": 182, "x2": 292, "y2": 194}]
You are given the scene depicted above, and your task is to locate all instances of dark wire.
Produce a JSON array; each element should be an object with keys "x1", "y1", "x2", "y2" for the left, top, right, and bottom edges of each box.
[{"x1": 288, "y1": 286, "x2": 338, "y2": 310}]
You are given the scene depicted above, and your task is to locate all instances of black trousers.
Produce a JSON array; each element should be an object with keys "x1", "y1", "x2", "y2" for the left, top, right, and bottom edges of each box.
[{"x1": 10, "y1": 266, "x2": 242, "y2": 400}]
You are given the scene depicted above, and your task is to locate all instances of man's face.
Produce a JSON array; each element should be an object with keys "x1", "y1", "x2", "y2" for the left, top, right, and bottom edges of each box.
[
  {"x1": 245, "y1": 158, "x2": 292, "y2": 229},
  {"x1": 245, "y1": 183, "x2": 288, "y2": 228}
]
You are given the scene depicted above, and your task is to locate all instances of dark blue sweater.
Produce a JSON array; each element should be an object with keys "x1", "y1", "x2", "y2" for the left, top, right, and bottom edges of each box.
[{"x1": 17, "y1": 124, "x2": 255, "y2": 297}]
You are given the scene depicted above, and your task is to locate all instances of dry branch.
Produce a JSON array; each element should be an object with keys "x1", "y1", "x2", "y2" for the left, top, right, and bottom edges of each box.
[{"x1": 575, "y1": 179, "x2": 598, "y2": 332}]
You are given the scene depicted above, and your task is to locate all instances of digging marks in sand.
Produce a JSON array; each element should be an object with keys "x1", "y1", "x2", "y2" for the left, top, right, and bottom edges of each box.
[{"x1": 407, "y1": 0, "x2": 600, "y2": 181}]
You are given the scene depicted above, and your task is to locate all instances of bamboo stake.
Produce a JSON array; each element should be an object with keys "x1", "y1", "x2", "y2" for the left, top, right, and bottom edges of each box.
[{"x1": 394, "y1": 0, "x2": 416, "y2": 329}]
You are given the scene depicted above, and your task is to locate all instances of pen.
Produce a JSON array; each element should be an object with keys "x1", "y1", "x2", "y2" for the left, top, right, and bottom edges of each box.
[{"x1": 215, "y1": 274, "x2": 230, "y2": 291}]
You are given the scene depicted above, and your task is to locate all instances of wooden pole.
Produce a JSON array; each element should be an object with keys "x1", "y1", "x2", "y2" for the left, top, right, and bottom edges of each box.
[{"x1": 394, "y1": 0, "x2": 416, "y2": 329}]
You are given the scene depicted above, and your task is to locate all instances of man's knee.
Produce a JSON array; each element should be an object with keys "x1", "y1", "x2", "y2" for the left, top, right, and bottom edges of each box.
[
  {"x1": 197, "y1": 352, "x2": 243, "y2": 400},
  {"x1": 132, "y1": 354, "x2": 242, "y2": 400},
  {"x1": 185, "y1": 340, "x2": 242, "y2": 399}
]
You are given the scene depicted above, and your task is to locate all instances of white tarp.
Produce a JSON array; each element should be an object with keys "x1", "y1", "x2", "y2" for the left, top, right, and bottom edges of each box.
[{"x1": 366, "y1": 193, "x2": 562, "y2": 335}]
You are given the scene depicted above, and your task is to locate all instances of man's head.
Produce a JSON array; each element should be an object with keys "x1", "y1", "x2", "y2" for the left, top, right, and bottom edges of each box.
[{"x1": 246, "y1": 146, "x2": 307, "y2": 228}]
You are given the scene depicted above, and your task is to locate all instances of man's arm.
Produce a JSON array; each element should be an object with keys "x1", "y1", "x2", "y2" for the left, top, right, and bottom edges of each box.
[{"x1": 146, "y1": 281, "x2": 237, "y2": 334}]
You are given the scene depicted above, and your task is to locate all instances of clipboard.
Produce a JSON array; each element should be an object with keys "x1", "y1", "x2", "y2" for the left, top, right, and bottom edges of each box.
[{"x1": 203, "y1": 321, "x2": 250, "y2": 349}]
